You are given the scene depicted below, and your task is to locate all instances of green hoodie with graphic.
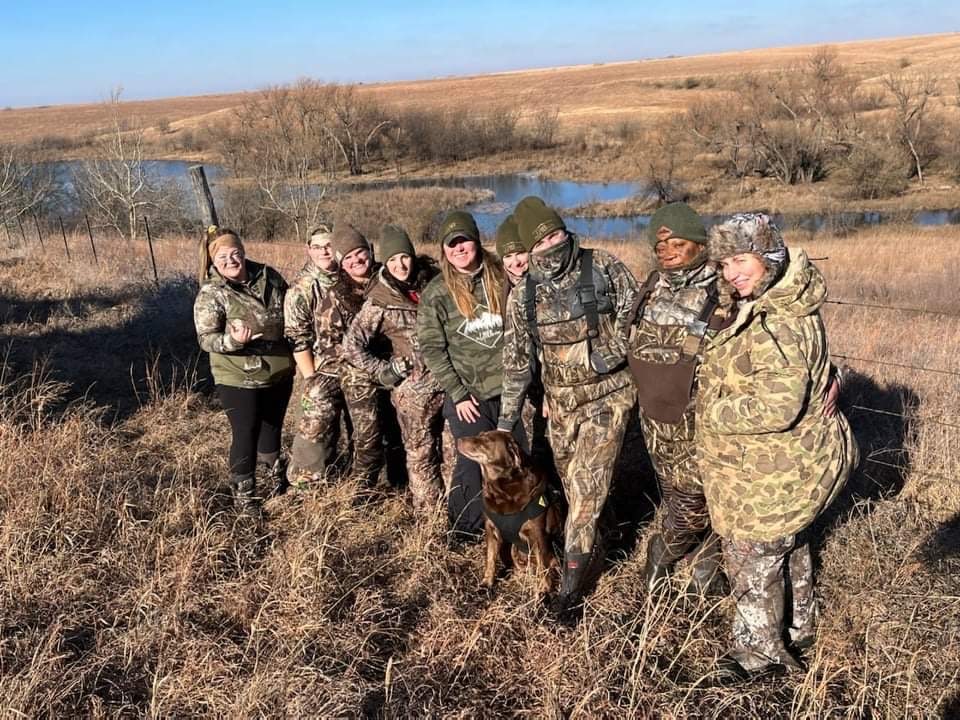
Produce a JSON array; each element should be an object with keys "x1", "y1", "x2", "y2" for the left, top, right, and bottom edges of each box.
[
  {"x1": 194, "y1": 260, "x2": 293, "y2": 388},
  {"x1": 416, "y1": 269, "x2": 505, "y2": 403}
]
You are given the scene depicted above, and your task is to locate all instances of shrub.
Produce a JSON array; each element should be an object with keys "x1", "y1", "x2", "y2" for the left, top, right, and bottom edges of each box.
[{"x1": 833, "y1": 131, "x2": 911, "y2": 199}]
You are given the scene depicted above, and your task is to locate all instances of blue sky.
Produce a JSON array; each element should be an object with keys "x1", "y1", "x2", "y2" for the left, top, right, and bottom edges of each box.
[{"x1": 2, "y1": 0, "x2": 957, "y2": 107}]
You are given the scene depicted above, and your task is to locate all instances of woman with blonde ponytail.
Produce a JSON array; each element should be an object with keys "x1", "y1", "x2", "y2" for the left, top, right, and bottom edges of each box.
[
  {"x1": 416, "y1": 211, "x2": 526, "y2": 546},
  {"x1": 193, "y1": 227, "x2": 293, "y2": 518}
]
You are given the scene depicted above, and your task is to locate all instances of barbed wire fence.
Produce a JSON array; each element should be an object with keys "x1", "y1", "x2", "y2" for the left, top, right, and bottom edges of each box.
[{"x1": 3, "y1": 214, "x2": 957, "y2": 484}]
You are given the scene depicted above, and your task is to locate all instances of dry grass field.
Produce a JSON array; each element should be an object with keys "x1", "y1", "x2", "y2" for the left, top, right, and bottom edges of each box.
[
  {"x1": 4, "y1": 33, "x2": 960, "y2": 146},
  {"x1": 1, "y1": 211, "x2": 958, "y2": 716}
]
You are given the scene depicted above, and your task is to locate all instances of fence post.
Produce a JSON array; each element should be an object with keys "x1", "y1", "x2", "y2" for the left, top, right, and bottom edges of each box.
[
  {"x1": 2, "y1": 218, "x2": 13, "y2": 248},
  {"x1": 188, "y1": 165, "x2": 220, "y2": 228},
  {"x1": 84, "y1": 215, "x2": 99, "y2": 266},
  {"x1": 57, "y1": 216, "x2": 72, "y2": 261},
  {"x1": 143, "y1": 215, "x2": 159, "y2": 286},
  {"x1": 33, "y1": 213, "x2": 44, "y2": 249}
]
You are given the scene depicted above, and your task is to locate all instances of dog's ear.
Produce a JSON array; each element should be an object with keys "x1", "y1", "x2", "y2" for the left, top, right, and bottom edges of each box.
[{"x1": 502, "y1": 432, "x2": 523, "y2": 468}]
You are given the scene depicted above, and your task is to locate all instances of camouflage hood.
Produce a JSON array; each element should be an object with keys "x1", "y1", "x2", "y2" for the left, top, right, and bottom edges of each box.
[
  {"x1": 696, "y1": 247, "x2": 856, "y2": 542},
  {"x1": 756, "y1": 249, "x2": 825, "y2": 318},
  {"x1": 721, "y1": 249, "x2": 825, "y2": 337}
]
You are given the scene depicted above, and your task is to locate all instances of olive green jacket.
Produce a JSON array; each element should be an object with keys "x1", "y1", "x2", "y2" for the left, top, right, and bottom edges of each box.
[
  {"x1": 695, "y1": 250, "x2": 858, "y2": 541},
  {"x1": 417, "y1": 267, "x2": 505, "y2": 403},
  {"x1": 193, "y1": 261, "x2": 293, "y2": 388}
]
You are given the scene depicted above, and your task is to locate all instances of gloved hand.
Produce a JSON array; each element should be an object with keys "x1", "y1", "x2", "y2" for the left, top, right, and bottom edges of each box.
[{"x1": 378, "y1": 356, "x2": 413, "y2": 388}]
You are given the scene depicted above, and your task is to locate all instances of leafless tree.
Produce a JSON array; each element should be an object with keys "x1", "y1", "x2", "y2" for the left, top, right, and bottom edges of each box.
[
  {"x1": 0, "y1": 144, "x2": 58, "y2": 222},
  {"x1": 322, "y1": 83, "x2": 393, "y2": 176},
  {"x1": 883, "y1": 72, "x2": 939, "y2": 184},
  {"x1": 72, "y1": 89, "x2": 174, "y2": 241},
  {"x1": 222, "y1": 81, "x2": 336, "y2": 242},
  {"x1": 635, "y1": 116, "x2": 691, "y2": 204},
  {"x1": 684, "y1": 48, "x2": 860, "y2": 186}
]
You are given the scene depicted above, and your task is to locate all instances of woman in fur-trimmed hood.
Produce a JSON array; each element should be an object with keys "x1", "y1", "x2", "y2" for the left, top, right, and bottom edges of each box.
[{"x1": 696, "y1": 213, "x2": 858, "y2": 682}]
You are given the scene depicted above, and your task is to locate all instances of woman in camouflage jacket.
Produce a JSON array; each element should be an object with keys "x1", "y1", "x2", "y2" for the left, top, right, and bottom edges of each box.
[
  {"x1": 193, "y1": 228, "x2": 294, "y2": 517},
  {"x1": 696, "y1": 214, "x2": 858, "y2": 681},
  {"x1": 343, "y1": 225, "x2": 443, "y2": 514}
]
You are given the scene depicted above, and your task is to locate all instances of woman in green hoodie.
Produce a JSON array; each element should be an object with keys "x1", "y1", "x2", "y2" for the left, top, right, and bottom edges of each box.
[
  {"x1": 194, "y1": 227, "x2": 294, "y2": 517},
  {"x1": 696, "y1": 214, "x2": 857, "y2": 681},
  {"x1": 417, "y1": 211, "x2": 526, "y2": 544}
]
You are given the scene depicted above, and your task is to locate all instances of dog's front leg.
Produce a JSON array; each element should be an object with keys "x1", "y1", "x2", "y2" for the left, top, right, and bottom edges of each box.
[{"x1": 482, "y1": 518, "x2": 501, "y2": 589}]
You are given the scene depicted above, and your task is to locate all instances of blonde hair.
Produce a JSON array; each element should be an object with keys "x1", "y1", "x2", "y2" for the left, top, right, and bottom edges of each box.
[
  {"x1": 440, "y1": 244, "x2": 505, "y2": 320},
  {"x1": 199, "y1": 226, "x2": 243, "y2": 282}
]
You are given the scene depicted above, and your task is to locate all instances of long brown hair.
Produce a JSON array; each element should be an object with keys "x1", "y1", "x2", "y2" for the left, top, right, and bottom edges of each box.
[{"x1": 439, "y1": 244, "x2": 505, "y2": 320}]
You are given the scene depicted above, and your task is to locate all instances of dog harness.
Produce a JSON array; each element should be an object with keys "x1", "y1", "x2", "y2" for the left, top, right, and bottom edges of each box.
[{"x1": 483, "y1": 493, "x2": 550, "y2": 553}]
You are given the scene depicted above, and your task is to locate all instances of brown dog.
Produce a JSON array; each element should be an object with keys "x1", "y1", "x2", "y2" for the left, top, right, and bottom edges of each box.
[{"x1": 456, "y1": 430, "x2": 563, "y2": 597}]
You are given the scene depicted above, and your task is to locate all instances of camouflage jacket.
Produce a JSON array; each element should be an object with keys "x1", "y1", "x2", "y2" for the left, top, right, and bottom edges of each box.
[
  {"x1": 193, "y1": 260, "x2": 293, "y2": 388},
  {"x1": 313, "y1": 267, "x2": 379, "y2": 378},
  {"x1": 283, "y1": 260, "x2": 339, "y2": 355},
  {"x1": 343, "y1": 262, "x2": 441, "y2": 394},
  {"x1": 417, "y1": 266, "x2": 505, "y2": 403},
  {"x1": 631, "y1": 261, "x2": 719, "y2": 364},
  {"x1": 500, "y1": 247, "x2": 638, "y2": 424},
  {"x1": 695, "y1": 250, "x2": 858, "y2": 542}
]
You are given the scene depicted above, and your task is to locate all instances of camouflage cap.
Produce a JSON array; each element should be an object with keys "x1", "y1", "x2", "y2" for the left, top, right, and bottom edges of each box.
[
  {"x1": 438, "y1": 210, "x2": 480, "y2": 246},
  {"x1": 330, "y1": 223, "x2": 370, "y2": 258},
  {"x1": 495, "y1": 214, "x2": 524, "y2": 257},
  {"x1": 513, "y1": 196, "x2": 566, "y2": 252},
  {"x1": 308, "y1": 222, "x2": 334, "y2": 245},
  {"x1": 647, "y1": 202, "x2": 707, "y2": 248},
  {"x1": 380, "y1": 224, "x2": 415, "y2": 261}
]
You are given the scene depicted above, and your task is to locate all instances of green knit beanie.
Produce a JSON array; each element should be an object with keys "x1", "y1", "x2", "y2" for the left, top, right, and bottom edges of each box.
[
  {"x1": 646, "y1": 202, "x2": 707, "y2": 248},
  {"x1": 380, "y1": 224, "x2": 415, "y2": 262},
  {"x1": 514, "y1": 196, "x2": 566, "y2": 252},
  {"x1": 495, "y1": 215, "x2": 525, "y2": 257},
  {"x1": 438, "y1": 210, "x2": 480, "y2": 246}
]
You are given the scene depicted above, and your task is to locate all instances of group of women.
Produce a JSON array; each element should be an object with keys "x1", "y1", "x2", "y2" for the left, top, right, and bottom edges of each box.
[{"x1": 193, "y1": 199, "x2": 857, "y2": 683}]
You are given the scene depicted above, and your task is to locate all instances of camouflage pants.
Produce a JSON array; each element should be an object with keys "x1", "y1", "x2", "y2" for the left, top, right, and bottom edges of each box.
[
  {"x1": 549, "y1": 382, "x2": 636, "y2": 558},
  {"x1": 521, "y1": 392, "x2": 555, "y2": 477},
  {"x1": 289, "y1": 372, "x2": 346, "y2": 486},
  {"x1": 722, "y1": 534, "x2": 817, "y2": 670},
  {"x1": 392, "y1": 381, "x2": 444, "y2": 512},
  {"x1": 641, "y1": 406, "x2": 711, "y2": 553},
  {"x1": 341, "y1": 366, "x2": 384, "y2": 487}
]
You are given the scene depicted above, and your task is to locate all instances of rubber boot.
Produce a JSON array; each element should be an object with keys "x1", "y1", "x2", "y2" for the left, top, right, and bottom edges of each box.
[
  {"x1": 546, "y1": 551, "x2": 592, "y2": 625},
  {"x1": 231, "y1": 474, "x2": 262, "y2": 520},
  {"x1": 258, "y1": 454, "x2": 289, "y2": 499},
  {"x1": 644, "y1": 533, "x2": 693, "y2": 592},
  {"x1": 288, "y1": 435, "x2": 335, "y2": 491},
  {"x1": 685, "y1": 532, "x2": 727, "y2": 597}
]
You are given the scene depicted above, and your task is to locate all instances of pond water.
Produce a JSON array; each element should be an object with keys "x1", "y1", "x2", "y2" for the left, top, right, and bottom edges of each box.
[{"x1": 44, "y1": 161, "x2": 960, "y2": 238}]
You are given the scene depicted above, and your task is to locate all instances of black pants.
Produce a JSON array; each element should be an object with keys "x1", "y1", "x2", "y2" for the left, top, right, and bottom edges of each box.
[
  {"x1": 443, "y1": 395, "x2": 527, "y2": 538},
  {"x1": 217, "y1": 377, "x2": 293, "y2": 478}
]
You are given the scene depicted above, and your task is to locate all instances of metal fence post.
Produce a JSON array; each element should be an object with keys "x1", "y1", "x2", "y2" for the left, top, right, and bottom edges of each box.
[
  {"x1": 84, "y1": 215, "x2": 99, "y2": 266},
  {"x1": 33, "y1": 213, "x2": 44, "y2": 249},
  {"x1": 143, "y1": 215, "x2": 159, "y2": 286},
  {"x1": 58, "y1": 216, "x2": 72, "y2": 261}
]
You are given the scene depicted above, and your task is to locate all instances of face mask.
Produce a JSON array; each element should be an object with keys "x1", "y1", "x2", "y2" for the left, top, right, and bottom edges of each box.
[{"x1": 529, "y1": 236, "x2": 573, "y2": 281}]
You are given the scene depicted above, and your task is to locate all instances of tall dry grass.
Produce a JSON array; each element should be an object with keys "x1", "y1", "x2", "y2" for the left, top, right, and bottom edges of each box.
[{"x1": 0, "y1": 222, "x2": 958, "y2": 717}]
